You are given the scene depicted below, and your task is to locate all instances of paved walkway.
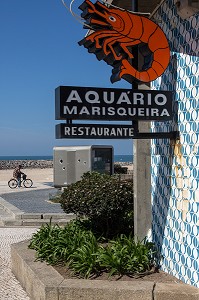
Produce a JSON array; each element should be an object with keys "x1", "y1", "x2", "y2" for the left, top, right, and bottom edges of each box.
[
  {"x1": 0, "y1": 227, "x2": 37, "y2": 300},
  {"x1": 0, "y1": 180, "x2": 63, "y2": 299},
  {"x1": 0, "y1": 179, "x2": 63, "y2": 212},
  {"x1": 1, "y1": 188, "x2": 63, "y2": 214}
]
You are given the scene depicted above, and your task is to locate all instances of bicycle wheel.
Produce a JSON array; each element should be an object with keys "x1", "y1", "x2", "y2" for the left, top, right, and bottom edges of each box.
[
  {"x1": 23, "y1": 179, "x2": 33, "y2": 188},
  {"x1": 8, "y1": 179, "x2": 18, "y2": 189}
]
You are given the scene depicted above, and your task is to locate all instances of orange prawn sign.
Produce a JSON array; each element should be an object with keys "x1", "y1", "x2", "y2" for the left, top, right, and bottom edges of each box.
[{"x1": 79, "y1": 0, "x2": 170, "y2": 83}]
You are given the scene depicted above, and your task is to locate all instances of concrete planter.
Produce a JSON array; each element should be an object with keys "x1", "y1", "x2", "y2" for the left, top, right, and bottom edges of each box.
[{"x1": 11, "y1": 241, "x2": 199, "y2": 300}]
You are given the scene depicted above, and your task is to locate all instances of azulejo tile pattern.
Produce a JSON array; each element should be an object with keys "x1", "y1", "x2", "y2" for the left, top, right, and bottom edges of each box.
[{"x1": 151, "y1": 0, "x2": 199, "y2": 288}]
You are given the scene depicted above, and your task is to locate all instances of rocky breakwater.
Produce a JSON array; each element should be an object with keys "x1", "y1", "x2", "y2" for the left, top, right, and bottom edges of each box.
[
  {"x1": 0, "y1": 160, "x2": 53, "y2": 170},
  {"x1": 115, "y1": 161, "x2": 133, "y2": 166}
]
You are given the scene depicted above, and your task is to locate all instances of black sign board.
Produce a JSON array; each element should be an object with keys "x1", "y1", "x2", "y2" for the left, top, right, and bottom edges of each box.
[
  {"x1": 56, "y1": 124, "x2": 135, "y2": 139},
  {"x1": 55, "y1": 86, "x2": 173, "y2": 121},
  {"x1": 56, "y1": 124, "x2": 179, "y2": 140}
]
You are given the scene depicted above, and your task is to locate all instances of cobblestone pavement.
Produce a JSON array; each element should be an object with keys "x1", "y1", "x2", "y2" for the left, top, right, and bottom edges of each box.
[
  {"x1": 0, "y1": 188, "x2": 63, "y2": 214},
  {"x1": 0, "y1": 227, "x2": 37, "y2": 300}
]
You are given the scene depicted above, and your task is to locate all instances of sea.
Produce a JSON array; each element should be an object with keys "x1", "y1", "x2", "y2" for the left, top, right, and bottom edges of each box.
[{"x1": 0, "y1": 155, "x2": 133, "y2": 163}]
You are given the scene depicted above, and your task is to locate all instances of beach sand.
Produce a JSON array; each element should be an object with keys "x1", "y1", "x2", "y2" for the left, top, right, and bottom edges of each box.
[
  {"x1": 0, "y1": 164, "x2": 133, "y2": 184},
  {"x1": 0, "y1": 168, "x2": 53, "y2": 183}
]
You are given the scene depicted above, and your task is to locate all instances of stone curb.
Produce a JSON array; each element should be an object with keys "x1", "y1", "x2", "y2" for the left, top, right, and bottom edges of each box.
[
  {"x1": 11, "y1": 241, "x2": 199, "y2": 300},
  {"x1": 0, "y1": 197, "x2": 22, "y2": 219}
]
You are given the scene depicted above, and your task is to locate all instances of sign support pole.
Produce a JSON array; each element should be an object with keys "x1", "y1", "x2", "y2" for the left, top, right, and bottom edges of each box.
[{"x1": 132, "y1": 0, "x2": 152, "y2": 241}]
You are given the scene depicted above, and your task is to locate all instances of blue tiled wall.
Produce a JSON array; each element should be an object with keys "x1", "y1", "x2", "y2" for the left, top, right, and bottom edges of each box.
[{"x1": 151, "y1": 0, "x2": 199, "y2": 287}]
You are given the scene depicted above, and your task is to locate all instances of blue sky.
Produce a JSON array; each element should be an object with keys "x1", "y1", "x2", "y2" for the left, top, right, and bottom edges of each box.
[{"x1": 0, "y1": 0, "x2": 132, "y2": 156}]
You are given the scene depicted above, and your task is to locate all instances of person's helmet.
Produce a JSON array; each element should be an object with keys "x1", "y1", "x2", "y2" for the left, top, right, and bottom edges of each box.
[{"x1": 18, "y1": 165, "x2": 22, "y2": 168}]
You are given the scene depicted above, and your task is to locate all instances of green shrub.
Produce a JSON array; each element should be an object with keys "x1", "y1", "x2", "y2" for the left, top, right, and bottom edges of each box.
[
  {"x1": 60, "y1": 172, "x2": 134, "y2": 238},
  {"x1": 114, "y1": 163, "x2": 128, "y2": 174}
]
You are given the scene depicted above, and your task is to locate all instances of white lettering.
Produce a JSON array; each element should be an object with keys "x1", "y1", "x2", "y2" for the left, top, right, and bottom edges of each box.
[
  {"x1": 117, "y1": 128, "x2": 123, "y2": 136},
  {"x1": 64, "y1": 126, "x2": 136, "y2": 138},
  {"x1": 160, "y1": 109, "x2": 170, "y2": 116},
  {"x1": 102, "y1": 107, "x2": 106, "y2": 115},
  {"x1": 103, "y1": 92, "x2": 114, "y2": 104},
  {"x1": 90, "y1": 127, "x2": 97, "y2": 135},
  {"x1": 85, "y1": 91, "x2": 100, "y2": 103},
  {"x1": 92, "y1": 107, "x2": 101, "y2": 115},
  {"x1": 128, "y1": 108, "x2": 136, "y2": 116},
  {"x1": 63, "y1": 106, "x2": 77, "y2": 115},
  {"x1": 85, "y1": 127, "x2": 90, "y2": 135},
  {"x1": 154, "y1": 94, "x2": 167, "y2": 106},
  {"x1": 151, "y1": 108, "x2": 159, "y2": 116},
  {"x1": 117, "y1": 92, "x2": 131, "y2": 104},
  {"x1": 133, "y1": 93, "x2": 144, "y2": 105},
  {"x1": 117, "y1": 108, "x2": 127, "y2": 116},
  {"x1": 66, "y1": 90, "x2": 82, "y2": 103},
  {"x1": 104, "y1": 128, "x2": 109, "y2": 136},
  {"x1": 129, "y1": 128, "x2": 134, "y2": 136},
  {"x1": 64, "y1": 127, "x2": 71, "y2": 135},
  {"x1": 110, "y1": 128, "x2": 116, "y2": 136},
  {"x1": 122, "y1": 128, "x2": 128, "y2": 136},
  {"x1": 71, "y1": 127, "x2": 77, "y2": 135},
  {"x1": 97, "y1": 128, "x2": 103, "y2": 136},
  {"x1": 78, "y1": 127, "x2": 84, "y2": 135},
  {"x1": 79, "y1": 106, "x2": 90, "y2": 115},
  {"x1": 138, "y1": 108, "x2": 145, "y2": 116},
  {"x1": 107, "y1": 107, "x2": 115, "y2": 115},
  {"x1": 62, "y1": 92, "x2": 170, "y2": 121},
  {"x1": 147, "y1": 94, "x2": 152, "y2": 105}
]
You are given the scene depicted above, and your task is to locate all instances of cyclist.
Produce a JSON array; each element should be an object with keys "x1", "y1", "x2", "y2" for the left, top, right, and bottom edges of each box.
[{"x1": 13, "y1": 165, "x2": 25, "y2": 187}]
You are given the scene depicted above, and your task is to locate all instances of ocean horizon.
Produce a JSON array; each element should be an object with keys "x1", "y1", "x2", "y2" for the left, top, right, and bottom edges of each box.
[{"x1": 0, "y1": 155, "x2": 133, "y2": 163}]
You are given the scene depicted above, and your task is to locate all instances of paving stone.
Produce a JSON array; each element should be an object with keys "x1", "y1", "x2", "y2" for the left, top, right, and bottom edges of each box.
[
  {"x1": 0, "y1": 188, "x2": 74, "y2": 226},
  {"x1": 0, "y1": 227, "x2": 37, "y2": 299},
  {"x1": 0, "y1": 189, "x2": 63, "y2": 214}
]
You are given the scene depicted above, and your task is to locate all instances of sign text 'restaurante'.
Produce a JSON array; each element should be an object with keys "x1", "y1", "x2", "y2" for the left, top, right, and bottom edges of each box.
[
  {"x1": 55, "y1": 86, "x2": 173, "y2": 121},
  {"x1": 56, "y1": 124, "x2": 134, "y2": 139}
]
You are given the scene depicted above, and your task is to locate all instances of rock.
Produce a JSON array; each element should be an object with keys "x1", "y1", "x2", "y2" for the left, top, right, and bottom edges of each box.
[{"x1": 0, "y1": 160, "x2": 53, "y2": 170}]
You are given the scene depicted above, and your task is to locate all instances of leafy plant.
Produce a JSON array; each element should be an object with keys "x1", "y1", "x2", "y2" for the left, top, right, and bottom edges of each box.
[
  {"x1": 68, "y1": 233, "x2": 101, "y2": 278},
  {"x1": 29, "y1": 219, "x2": 95, "y2": 265},
  {"x1": 28, "y1": 221, "x2": 62, "y2": 264},
  {"x1": 97, "y1": 235, "x2": 156, "y2": 276},
  {"x1": 28, "y1": 172, "x2": 156, "y2": 279},
  {"x1": 29, "y1": 220, "x2": 156, "y2": 279},
  {"x1": 60, "y1": 172, "x2": 134, "y2": 238}
]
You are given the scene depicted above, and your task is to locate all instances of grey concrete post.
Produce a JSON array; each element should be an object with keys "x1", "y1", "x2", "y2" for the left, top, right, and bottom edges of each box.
[{"x1": 133, "y1": 85, "x2": 152, "y2": 240}]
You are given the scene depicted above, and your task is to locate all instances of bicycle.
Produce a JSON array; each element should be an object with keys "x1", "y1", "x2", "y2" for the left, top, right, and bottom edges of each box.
[{"x1": 8, "y1": 174, "x2": 33, "y2": 189}]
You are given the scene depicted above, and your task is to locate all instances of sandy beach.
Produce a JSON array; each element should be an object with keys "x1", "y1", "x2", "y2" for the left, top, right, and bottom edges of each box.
[
  {"x1": 0, "y1": 168, "x2": 54, "y2": 183},
  {"x1": 0, "y1": 163, "x2": 133, "y2": 187},
  {"x1": 0, "y1": 163, "x2": 133, "y2": 181}
]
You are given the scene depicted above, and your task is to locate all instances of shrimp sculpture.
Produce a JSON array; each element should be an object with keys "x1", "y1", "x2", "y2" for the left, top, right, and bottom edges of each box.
[{"x1": 78, "y1": 0, "x2": 170, "y2": 83}]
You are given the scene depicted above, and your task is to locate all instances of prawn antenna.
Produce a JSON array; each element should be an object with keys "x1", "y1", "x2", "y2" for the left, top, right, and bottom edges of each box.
[
  {"x1": 61, "y1": 0, "x2": 150, "y2": 30},
  {"x1": 61, "y1": 0, "x2": 93, "y2": 29}
]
